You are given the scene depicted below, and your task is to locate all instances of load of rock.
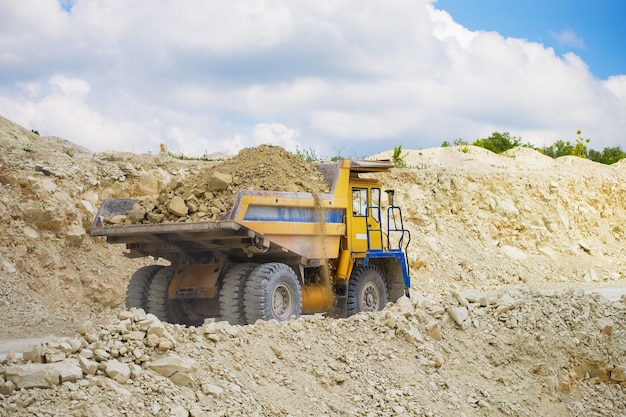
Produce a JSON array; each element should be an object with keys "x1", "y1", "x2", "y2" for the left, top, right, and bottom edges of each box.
[
  {"x1": 105, "y1": 145, "x2": 331, "y2": 225},
  {"x1": 1, "y1": 285, "x2": 624, "y2": 416}
]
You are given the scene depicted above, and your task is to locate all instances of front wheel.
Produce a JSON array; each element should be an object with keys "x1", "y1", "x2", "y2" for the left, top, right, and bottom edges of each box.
[
  {"x1": 346, "y1": 265, "x2": 388, "y2": 316},
  {"x1": 243, "y1": 263, "x2": 302, "y2": 323}
]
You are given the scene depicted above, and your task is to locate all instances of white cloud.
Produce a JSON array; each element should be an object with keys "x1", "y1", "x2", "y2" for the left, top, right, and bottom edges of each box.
[
  {"x1": 0, "y1": 0, "x2": 624, "y2": 158},
  {"x1": 250, "y1": 123, "x2": 299, "y2": 150},
  {"x1": 551, "y1": 28, "x2": 586, "y2": 49},
  {"x1": 49, "y1": 75, "x2": 90, "y2": 97}
]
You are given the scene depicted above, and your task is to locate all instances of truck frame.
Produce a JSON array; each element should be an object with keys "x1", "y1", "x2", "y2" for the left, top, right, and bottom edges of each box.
[{"x1": 91, "y1": 159, "x2": 411, "y2": 325}]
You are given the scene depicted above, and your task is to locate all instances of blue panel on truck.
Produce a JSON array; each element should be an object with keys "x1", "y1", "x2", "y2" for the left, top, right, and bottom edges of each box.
[{"x1": 244, "y1": 206, "x2": 344, "y2": 223}]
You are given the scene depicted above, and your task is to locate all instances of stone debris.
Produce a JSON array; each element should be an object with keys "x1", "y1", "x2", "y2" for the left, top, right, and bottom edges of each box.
[
  {"x1": 0, "y1": 308, "x2": 179, "y2": 394},
  {"x1": 0, "y1": 286, "x2": 620, "y2": 416}
]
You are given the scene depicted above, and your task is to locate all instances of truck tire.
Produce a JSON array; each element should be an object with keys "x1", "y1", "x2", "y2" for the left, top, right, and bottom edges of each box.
[
  {"x1": 244, "y1": 263, "x2": 302, "y2": 323},
  {"x1": 219, "y1": 263, "x2": 258, "y2": 325},
  {"x1": 126, "y1": 265, "x2": 164, "y2": 311},
  {"x1": 146, "y1": 266, "x2": 177, "y2": 323},
  {"x1": 346, "y1": 265, "x2": 388, "y2": 316}
]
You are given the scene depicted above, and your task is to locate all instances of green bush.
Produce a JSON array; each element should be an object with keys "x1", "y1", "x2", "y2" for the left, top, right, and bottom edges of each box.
[
  {"x1": 295, "y1": 146, "x2": 319, "y2": 162},
  {"x1": 588, "y1": 146, "x2": 626, "y2": 164},
  {"x1": 464, "y1": 129, "x2": 626, "y2": 165},
  {"x1": 392, "y1": 145, "x2": 407, "y2": 168},
  {"x1": 472, "y1": 132, "x2": 521, "y2": 154}
]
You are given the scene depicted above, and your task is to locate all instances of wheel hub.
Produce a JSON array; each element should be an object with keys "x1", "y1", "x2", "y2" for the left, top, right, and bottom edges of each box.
[{"x1": 362, "y1": 282, "x2": 380, "y2": 312}]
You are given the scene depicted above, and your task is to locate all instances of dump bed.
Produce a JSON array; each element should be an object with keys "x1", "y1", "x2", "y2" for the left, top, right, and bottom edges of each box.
[{"x1": 91, "y1": 189, "x2": 347, "y2": 266}]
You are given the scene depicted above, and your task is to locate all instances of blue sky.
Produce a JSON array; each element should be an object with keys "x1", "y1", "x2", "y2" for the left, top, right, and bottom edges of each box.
[
  {"x1": 437, "y1": 0, "x2": 626, "y2": 80},
  {"x1": 0, "y1": 0, "x2": 624, "y2": 159}
]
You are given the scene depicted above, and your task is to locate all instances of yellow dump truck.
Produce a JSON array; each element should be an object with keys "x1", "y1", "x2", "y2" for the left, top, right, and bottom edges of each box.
[{"x1": 91, "y1": 159, "x2": 411, "y2": 325}]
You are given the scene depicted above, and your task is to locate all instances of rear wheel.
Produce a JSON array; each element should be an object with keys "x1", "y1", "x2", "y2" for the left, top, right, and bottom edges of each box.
[
  {"x1": 146, "y1": 266, "x2": 179, "y2": 323},
  {"x1": 244, "y1": 263, "x2": 302, "y2": 323},
  {"x1": 126, "y1": 265, "x2": 163, "y2": 310},
  {"x1": 346, "y1": 264, "x2": 388, "y2": 316},
  {"x1": 219, "y1": 263, "x2": 258, "y2": 325}
]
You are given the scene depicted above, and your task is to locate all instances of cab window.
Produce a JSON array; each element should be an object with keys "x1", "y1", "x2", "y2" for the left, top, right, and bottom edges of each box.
[
  {"x1": 352, "y1": 188, "x2": 368, "y2": 216},
  {"x1": 371, "y1": 188, "x2": 381, "y2": 222}
]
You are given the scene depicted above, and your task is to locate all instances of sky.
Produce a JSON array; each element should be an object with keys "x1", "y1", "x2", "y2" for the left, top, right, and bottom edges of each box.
[
  {"x1": 436, "y1": 0, "x2": 625, "y2": 80},
  {"x1": 0, "y1": 0, "x2": 624, "y2": 159}
]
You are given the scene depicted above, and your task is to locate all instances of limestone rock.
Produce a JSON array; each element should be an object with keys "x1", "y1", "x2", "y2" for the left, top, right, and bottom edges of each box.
[
  {"x1": 147, "y1": 211, "x2": 165, "y2": 223},
  {"x1": 147, "y1": 318, "x2": 166, "y2": 337},
  {"x1": 126, "y1": 203, "x2": 146, "y2": 223},
  {"x1": 148, "y1": 354, "x2": 198, "y2": 385},
  {"x1": 201, "y1": 383, "x2": 224, "y2": 397},
  {"x1": 447, "y1": 307, "x2": 469, "y2": 329},
  {"x1": 78, "y1": 355, "x2": 98, "y2": 375},
  {"x1": 402, "y1": 327, "x2": 424, "y2": 344},
  {"x1": 451, "y1": 289, "x2": 469, "y2": 307},
  {"x1": 0, "y1": 380, "x2": 16, "y2": 396},
  {"x1": 51, "y1": 359, "x2": 83, "y2": 383},
  {"x1": 106, "y1": 214, "x2": 127, "y2": 225},
  {"x1": 5, "y1": 363, "x2": 60, "y2": 389},
  {"x1": 44, "y1": 350, "x2": 66, "y2": 363},
  {"x1": 94, "y1": 348, "x2": 111, "y2": 361},
  {"x1": 131, "y1": 307, "x2": 148, "y2": 321},
  {"x1": 168, "y1": 196, "x2": 188, "y2": 217},
  {"x1": 461, "y1": 289, "x2": 489, "y2": 307},
  {"x1": 207, "y1": 171, "x2": 232, "y2": 191},
  {"x1": 133, "y1": 172, "x2": 162, "y2": 196},
  {"x1": 146, "y1": 333, "x2": 160, "y2": 347},
  {"x1": 104, "y1": 360, "x2": 131, "y2": 383},
  {"x1": 394, "y1": 296, "x2": 414, "y2": 316}
]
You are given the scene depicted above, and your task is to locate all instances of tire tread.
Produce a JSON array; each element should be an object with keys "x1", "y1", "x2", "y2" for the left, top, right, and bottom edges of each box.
[
  {"x1": 219, "y1": 263, "x2": 258, "y2": 325},
  {"x1": 125, "y1": 265, "x2": 163, "y2": 310},
  {"x1": 147, "y1": 267, "x2": 174, "y2": 322}
]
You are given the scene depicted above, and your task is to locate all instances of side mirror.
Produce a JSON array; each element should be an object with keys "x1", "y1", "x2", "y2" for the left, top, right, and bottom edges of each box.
[{"x1": 385, "y1": 190, "x2": 395, "y2": 206}]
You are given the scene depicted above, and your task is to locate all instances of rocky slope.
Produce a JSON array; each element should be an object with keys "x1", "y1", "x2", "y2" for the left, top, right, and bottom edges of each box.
[
  {"x1": 0, "y1": 115, "x2": 624, "y2": 416},
  {"x1": 373, "y1": 145, "x2": 626, "y2": 298}
]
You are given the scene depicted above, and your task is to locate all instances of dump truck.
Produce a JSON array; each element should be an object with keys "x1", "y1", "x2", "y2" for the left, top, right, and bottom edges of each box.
[{"x1": 91, "y1": 159, "x2": 411, "y2": 325}]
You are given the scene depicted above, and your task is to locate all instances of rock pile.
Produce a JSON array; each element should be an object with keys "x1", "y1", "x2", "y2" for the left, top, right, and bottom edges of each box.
[
  {"x1": 105, "y1": 145, "x2": 331, "y2": 225},
  {"x1": 375, "y1": 145, "x2": 626, "y2": 298},
  {"x1": 1, "y1": 286, "x2": 624, "y2": 416}
]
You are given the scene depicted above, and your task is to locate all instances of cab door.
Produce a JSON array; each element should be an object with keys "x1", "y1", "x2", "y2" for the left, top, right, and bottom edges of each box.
[
  {"x1": 348, "y1": 186, "x2": 383, "y2": 253},
  {"x1": 368, "y1": 187, "x2": 383, "y2": 250}
]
